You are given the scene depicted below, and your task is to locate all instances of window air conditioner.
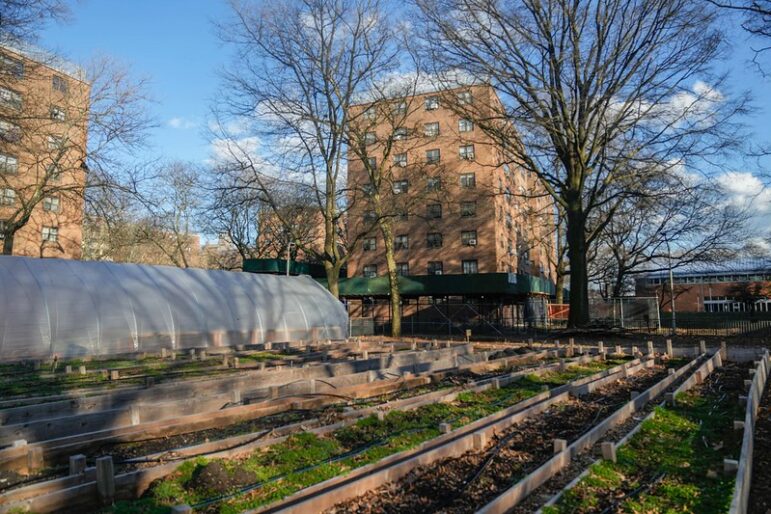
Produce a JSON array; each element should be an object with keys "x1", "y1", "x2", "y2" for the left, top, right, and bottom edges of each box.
[
  {"x1": 435, "y1": 270, "x2": 443, "y2": 275},
  {"x1": 468, "y1": 239, "x2": 477, "y2": 246}
]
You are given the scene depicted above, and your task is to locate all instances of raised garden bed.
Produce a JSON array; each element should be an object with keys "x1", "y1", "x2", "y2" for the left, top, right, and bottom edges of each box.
[
  {"x1": 543, "y1": 361, "x2": 748, "y2": 514},
  {"x1": 327, "y1": 364, "x2": 670, "y2": 514},
  {"x1": 103, "y1": 359, "x2": 624, "y2": 513}
]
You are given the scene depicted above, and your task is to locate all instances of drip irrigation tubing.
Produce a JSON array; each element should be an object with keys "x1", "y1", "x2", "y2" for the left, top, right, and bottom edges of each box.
[{"x1": 189, "y1": 426, "x2": 435, "y2": 510}]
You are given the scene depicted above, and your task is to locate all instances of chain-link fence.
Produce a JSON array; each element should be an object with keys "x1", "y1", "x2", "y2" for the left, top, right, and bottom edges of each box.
[{"x1": 348, "y1": 297, "x2": 771, "y2": 340}]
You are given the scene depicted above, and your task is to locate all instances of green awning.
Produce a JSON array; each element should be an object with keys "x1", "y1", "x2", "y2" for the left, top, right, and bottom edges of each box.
[
  {"x1": 243, "y1": 258, "x2": 329, "y2": 278},
  {"x1": 316, "y1": 272, "x2": 555, "y2": 297}
]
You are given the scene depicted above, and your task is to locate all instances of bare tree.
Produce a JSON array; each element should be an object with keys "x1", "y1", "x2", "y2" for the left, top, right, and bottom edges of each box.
[
  {"x1": 416, "y1": 0, "x2": 748, "y2": 327},
  {"x1": 590, "y1": 174, "x2": 748, "y2": 298},
  {"x1": 213, "y1": 0, "x2": 400, "y2": 297},
  {"x1": 708, "y1": 1, "x2": 771, "y2": 52},
  {"x1": 83, "y1": 162, "x2": 207, "y2": 269},
  {"x1": 0, "y1": 0, "x2": 69, "y2": 41},
  {"x1": 130, "y1": 162, "x2": 204, "y2": 268}
]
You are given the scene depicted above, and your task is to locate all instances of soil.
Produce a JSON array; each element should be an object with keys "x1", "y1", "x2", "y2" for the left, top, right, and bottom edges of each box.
[
  {"x1": 748, "y1": 371, "x2": 771, "y2": 514},
  {"x1": 326, "y1": 366, "x2": 669, "y2": 514},
  {"x1": 188, "y1": 460, "x2": 258, "y2": 494}
]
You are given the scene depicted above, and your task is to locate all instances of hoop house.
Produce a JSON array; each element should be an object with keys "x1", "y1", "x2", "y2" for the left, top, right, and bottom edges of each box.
[{"x1": 0, "y1": 256, "x2": 347, "y2": 361}]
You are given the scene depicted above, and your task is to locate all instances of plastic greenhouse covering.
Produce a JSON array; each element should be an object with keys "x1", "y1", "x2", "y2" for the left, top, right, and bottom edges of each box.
[{"x1": 0, "y1": 256, "x2": 348, "y2": 361}]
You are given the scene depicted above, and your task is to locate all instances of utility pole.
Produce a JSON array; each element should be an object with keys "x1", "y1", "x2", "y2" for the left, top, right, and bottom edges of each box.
[
  {"x1": 285, "y1": 241, "x2": 295, "y2": 277},
  {"x1": 663, "y1": 232, "x2": 677, "y2": 335}
]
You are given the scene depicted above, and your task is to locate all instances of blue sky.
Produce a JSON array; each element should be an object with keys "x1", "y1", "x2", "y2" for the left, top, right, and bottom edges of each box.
[
  {"x1": 41, "y1": 0, "x2": 231, "y2": 163},
  {"x1": 40, "y1": 2, "x2": 771, "y2": 162},
  {"x1": 39, "y1": 1, "x2": 771, "y2": 240}
]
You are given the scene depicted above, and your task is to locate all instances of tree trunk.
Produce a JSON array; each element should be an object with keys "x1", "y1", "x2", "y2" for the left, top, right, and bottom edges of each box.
[
  {"x1": 380, "y1": 222, "x2": 401, "y2": 338},
  {"x1": 2, "y1": 232, "x2": 14, "y2": 255},
  {"x1": 555, "y1": 269, "x2": 565, "y2": 304},
  {"x1": 324, "y1": 261, "x2": 340, "y2": 299},
  {"x1": 612, "y1": 272, "x2": 625, "y2": 298},
  {"x1": 565, "y1": 201, "x2": 590, "y2": 327}
]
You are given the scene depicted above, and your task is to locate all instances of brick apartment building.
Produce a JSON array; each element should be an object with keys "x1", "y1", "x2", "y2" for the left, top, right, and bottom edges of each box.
[
  {"x1": 0, "y1": 42, "x2": 89, "y2": 259},
  {"x1": 346, "y1": 84, "x2": 555, "y2": 280},
  {"x1": 341, "y1": 84, "x2": 557, "y2": 324},
  {"x1": 635, "y1": 260, "x2": 771, "y2": 313}
]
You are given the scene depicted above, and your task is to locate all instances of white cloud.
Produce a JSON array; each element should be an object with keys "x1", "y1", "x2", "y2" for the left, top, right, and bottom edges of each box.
[
  {"x1": 717, "y1": 171, "x2": 771, "y2": 214},
  {"x1": 168, "y1": 117, "x2": 198, "y2": 130},
  {"x1": 209, "y1": 135, "x2": 263, "y2": 165}
]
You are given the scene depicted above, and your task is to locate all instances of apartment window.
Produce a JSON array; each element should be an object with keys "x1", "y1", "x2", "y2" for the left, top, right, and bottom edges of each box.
[
  {"x1": 394, "y1": 234, "x2": 409, "y2": 250},
  {"x1": 366, "y1": 157, "x2": 377, "y2": 168},
  {"x1": 363, "y1": 237, "x2": 376, "y2": 251},
  {"x1": 47, "y1": 163, "x2": 62, "y2": 181},
  {"x1": 460, "y1": 201, "x2": 476, "y2": 217},
  {"x1": 427, "y1": 203, "x2": 442, "y2": 219},
  {"x1": 52, "y1": 75, "x2": 68, "y2": 94},
  {"x1": 457, "y1": 91, "x2": 473, "y2": 105},
  {"x1": 425, "y1": 96, "x2": 439, "y2": 110},
  {"x1": 396, "y1": 209, "x2": 409, "y2": 221},
  {"x1": 0, "y1": 220, "x2": 6, "y2": 239},
  {"x1": 364, "y1": 131, "x2": 376, "y2": 145},
  {"x1": 393, "y1": 152, "x2": 407, "y2": 167},
  {"x1": 462, "y1": 259, "x2": 478, "y2": 274},
  {"x1": 364, "y1": 107, "x2": 376, "y2": 120},
  {"x1": 396, "y1": 262, "x2": 410, "y2": 276},
  {"x1": 0, "y1": 154, "x2": 18, "y2": 174},
  {"x1": 505, "y1": 213, "x2": 513, "y2": 229},
  {"x1": 363, "y1": 264, "x2": 378, "y2": 278},
  {"x1": 364, "y1": 211, "x2": 377, "y2": 224},
  {"x1": 392, "y1": 180, "x2": 409, "y2": 194},
  {"x1": 0, "y1": 120, "x2": 21, "y2": 142},
  {"x1": 49, "y1": 106, "x2": 67, "y2": 121},
  {"x1": 461, "y1": 230, "x2": 478, "y2": 246},
  {"x1": 459, "y1": 118, "x2": 473, "y2": 132},
  {"x1": 459, "y1": 144, "x2": 475, "y2": 160},
  {"x1": 426, "y1": 177, "x2": 442, "y2": 191},
  {"x1": 361, "y1": 182, "x2": 375, "y2": 195},
  {"x1": 43, "y1": 196, "x2": 61, "y2": 213},
  {"x1": 460, "y1": 172, "x2": 476, "y2": 188},
  {"x1": 0, "y1": 87, "x2": 22, "y2": 110},
  {"x1": 426, "y1": 149, "x2": 440, "y2": 164},
  {"x1": 503, "y1": 163, "x2": 511, "y2": 176},
  {"x1": 48, "y1": 135, "x2": 66, "y2": 150},
  {"x1": 1, "y1": 188, "x2": 15, "y2": 206},
  {"x1": 392, "y1": 101, "x2": 407, "y2": 115},
  {"x1": 423, "y1": 122, "x2": 440, "y2": 137},
  {"x1": 0, "y1": 54, "x2": 24, "y2": 78},
  {"x1": 42, "y1": 226, "x2": 59, "y2": 243},
  {"x1": 427, "y1": 261, "x2": 443, "y2": 275},
  {"x1": 427, "y1": 232, "x2": 443, "y2": 248},
  {"x1": 393, "y1": 127, "x2": 409, "y2": 140}
]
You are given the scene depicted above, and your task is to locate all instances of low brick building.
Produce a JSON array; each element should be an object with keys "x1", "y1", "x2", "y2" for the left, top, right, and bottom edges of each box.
[{"x1": 635, "y1": 261, "x2": 771, "y2": 313}]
